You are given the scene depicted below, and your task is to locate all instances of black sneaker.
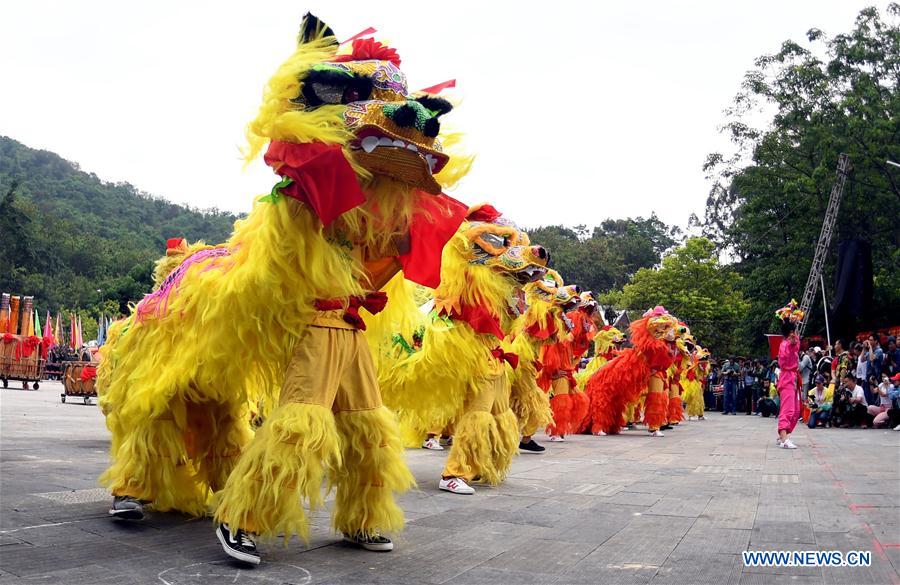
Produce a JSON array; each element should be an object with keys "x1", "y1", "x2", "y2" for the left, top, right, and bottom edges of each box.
[
  {"x1": 660, "y1": 424, "x2": 673, "y2": 431},
  {"x1": 343, "y1": 531, "x2": 393, "y2": 552},
  {"x1": 108, "y1": 495, "x2": 145, "y2": 520},
  {"x1": 519, "y1": 439, "x2": 545, "y2": 453},
  {"x1": 216, "y1": 524, "x2": 260, "y2": 565}
]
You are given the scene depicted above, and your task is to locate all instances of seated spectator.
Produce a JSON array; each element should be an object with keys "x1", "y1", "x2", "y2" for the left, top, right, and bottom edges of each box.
[
  {"x1": 807, "y1": 375, "x2": 831, "y2": 428},
  {"x1": 870, "y1": 373, "x2": 893, "y2": 428},
  {"x1": 843, "y1": 373, "x2": 870, "y2": 428},
  {"x1": 888, "y1": 373, "x2": 900, "y2": 431}
]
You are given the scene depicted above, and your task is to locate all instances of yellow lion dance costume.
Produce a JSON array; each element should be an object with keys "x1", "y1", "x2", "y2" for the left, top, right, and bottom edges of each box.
[
  {"x1": 682, "y1": 345, "x2": 709, "y2": 419},
  {"x1": 503, "y1": 272, "x2": 567, "y2": 451},
  {"x1": 380, "y1": 204, "x2": 548, "y2": 494},
  {"x1": 98, "y1": 13, "x2": 472, "y2": 560}
]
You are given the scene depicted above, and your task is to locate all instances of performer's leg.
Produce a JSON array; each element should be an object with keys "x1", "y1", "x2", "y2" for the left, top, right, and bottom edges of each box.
[
  {"x1": 330, "y1": 332, "x2": 414, "y2": 543},
  {"x1": 213, "y1": 327, "x2": 343, "y2": 544},
  {"x1": 490, "y1": 373, "x2": 520, "y2": 476},
  {"x1": 569, "y1": 384, "x2": 590, "y2": 433},
  {"x1": 188, "y1": 400, "x2": 254, "y2": 493},
  {"x1": 101, "y1": 397, "x2": 207, "y2": 517},
  {"x1": 442, "y1": 376, "x2": 500, "y2": 488},
  {"x1": 547, "y1": 376, "x2": 573, "y2": 438},
  {"x1": 644, "y1": 374, "x2": 668, "y2": 435}
]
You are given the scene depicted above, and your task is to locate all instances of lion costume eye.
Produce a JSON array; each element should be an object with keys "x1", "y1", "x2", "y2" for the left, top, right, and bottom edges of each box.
[{"x1": 295, "y1": 67, "x2": 374, "y2": 107}]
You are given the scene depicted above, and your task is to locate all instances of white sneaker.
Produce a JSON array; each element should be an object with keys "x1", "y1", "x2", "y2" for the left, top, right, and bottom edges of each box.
[
  {"x1": 548, "y1": 435, "x2": 565, "y2": 442},
  {"x1": 894, "y1": 424, "x2": 900, "y2": 431},
  {"x1": 649, "y1": 430, "x2": 665, "y2": 437},
  {"x1": 594, "y1": 430, "x2": 607, "y2": 436},
  {"x1": 439, "y1": 477, "x2": 475, "y2": 495},
  {"x1": 776, "y1": 438, "x2": 783, "y2": 445},
  {"x1": 780, "y1": 439, "x2": 797, "y2": 449},
  {"x1": 422, "y1": 437, "x2": 444, "y2": 450}
]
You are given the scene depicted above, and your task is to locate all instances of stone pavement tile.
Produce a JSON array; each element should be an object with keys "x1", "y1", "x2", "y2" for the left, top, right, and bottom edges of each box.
[
  {"x1": 0, "y1": 540, "x2": 167, "y2": 579},
  {"x1": 554, "y1": 563, "x2": 660, "y2": 585},
  {"x1": 6, "y1": 564, "x2": 145, "y2": 585},
  {"x1": 755, "y1": 502, "x2": 811, "y2": 523},
  {"x1": 490, "y1": 503, "x2": 585, "y2": 529},
  {"x1": 673, "y1": 521, "x2": 751, "y2": 555},
  {"x1": 808, "y1": 503, "x2": 866, "y2": 533},
  {"x1": 476, "y1": 538, "x2": 596, "y2": 577},
  {"x1": 750, "y1": 521, "x2": 816, "y2": 545},
  {"x1": 594, "y1": 491, "x2": 661, "y2": 507},
  {"x1": 576, "y1": 515, "x2": 695, "y2": 567},
  {"x1": 700, "y1": 496, "x2": 757, "y2": 530},
  {"x1": 441, "y1": 520, "x2": 552, "y2": 554},
  {"x1": 384, "y1": 539, "x2": 503, "y2": 584},
  {"x1": 450, "y1": 566, "x2": 560, "y2": 585},
  {"x1": 554, "y1": 511, "x2": 633, "y2": 546},
  {"x1": 649, "y1": 552, "x2": 742, "y2": 585},
  {"x1": 644, "y1": 496, "x2": 712, "y2": 518},
  {"x1": 814, "y1": 530, "x2": 900, "y2": 585}
]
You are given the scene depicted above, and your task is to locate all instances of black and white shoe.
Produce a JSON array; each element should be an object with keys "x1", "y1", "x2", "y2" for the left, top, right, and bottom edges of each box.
[
  {"x1": 519, "y1": 439, "x2": 545, "y2": 453},
  {"x1": 108, "y1": 495, "x2": 145, "y2": 520},
  {"x1": 216, "y1": 524, "x2": 260, "y2": 565},
  {"x1": 343, "y1": 531, "x2": 394, "y2": 552}
]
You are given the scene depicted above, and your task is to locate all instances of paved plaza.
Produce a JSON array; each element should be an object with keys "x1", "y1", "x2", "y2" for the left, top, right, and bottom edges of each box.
[{"x1": 1, "y1": 381, "x2": 898, "y2": 585}]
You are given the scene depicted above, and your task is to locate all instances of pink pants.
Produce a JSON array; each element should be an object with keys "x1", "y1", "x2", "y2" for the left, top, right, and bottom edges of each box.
[
  {"x1": 869, "y1": 405, "x2": 890, "y2": 427},
  {"x1": 777, "y1": 372, "x2": 799, "y2": 434}
]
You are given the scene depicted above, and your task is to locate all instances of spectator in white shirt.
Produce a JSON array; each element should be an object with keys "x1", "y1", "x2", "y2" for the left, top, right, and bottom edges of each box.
[
  {"x1": 870, "y1": 374, "x2": 893, "y2": 428},
  {"x1": 843, "y1": 373, "x2": 869, "y2": 428}
]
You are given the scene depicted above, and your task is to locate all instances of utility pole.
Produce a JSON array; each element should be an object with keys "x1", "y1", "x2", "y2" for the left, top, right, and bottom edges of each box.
[{"x1": 798, "y1": 154, "x2": 851, "y2": 337}]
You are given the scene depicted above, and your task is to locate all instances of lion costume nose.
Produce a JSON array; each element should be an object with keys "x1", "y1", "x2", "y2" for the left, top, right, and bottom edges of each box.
[{"x1": 385, "y1": 100, "x2": 441, "y2": 137}]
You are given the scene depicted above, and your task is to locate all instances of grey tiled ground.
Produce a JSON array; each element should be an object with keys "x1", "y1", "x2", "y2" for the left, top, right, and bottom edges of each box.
[{"x1": 1, "y1": 382, "x2": 898, "y2": 585}]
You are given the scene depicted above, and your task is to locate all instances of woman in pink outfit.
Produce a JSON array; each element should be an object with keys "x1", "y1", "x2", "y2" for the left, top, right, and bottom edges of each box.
[{"x1": 776, "y1": 319, "x2": 801, "y2": 449}]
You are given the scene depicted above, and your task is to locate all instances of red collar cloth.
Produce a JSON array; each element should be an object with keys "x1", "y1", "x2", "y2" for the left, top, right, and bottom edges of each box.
[
  {"x1": 314, "y1": 292, "x2": 388, "y2": 331},
  {"x1": 443, "y1": 303, "x2": 505, "y2": 340},
  {"x1": 264, "y1": 141, "x2": 366, "y2": 227},
  {"x1": 525, "y1": 319, "x2": 556, "y2": 341},
  {"x1": 398, "y1": 192, "x2": 467, "y2": 288},
  {"x1": 491, "y1": 347, "x2": 519, "y2": 369},
  {"x1": 265, "y1": 141, "x2": 467, "y2": 290}
]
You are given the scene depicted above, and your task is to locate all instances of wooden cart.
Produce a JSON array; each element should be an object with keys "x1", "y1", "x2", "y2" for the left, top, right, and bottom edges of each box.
[
  {"x1": 61, "y1": 361, "x2": 98, "y2": 405},
  {"x1": 0, "y1": 334, "x2": 44, "y2": 390}
]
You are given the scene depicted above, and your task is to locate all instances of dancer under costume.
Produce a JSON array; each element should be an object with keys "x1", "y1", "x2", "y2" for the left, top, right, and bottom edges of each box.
[
  {"x1": 682, "y1": 346, "x2": 709, "y2": 420},
  {"x1": 97, "y1": 14, "x2": 472, "y2": 565},
  {"x1": 585, "y1": 306, "x2": 679, "y2": 437},
  {"x1": 775, "y1": 300, "x2": 803, "y2": 449},
  {"x1": 504, "y1": 275, "x2": 564, "y2": 453},
  {"x1": 663, "y1": 327, "x2": 694, "y2": 429},
  {"x1": 539, "y1": 281, "x2": 586, "y2": 441},
  {"x1": 380, "y1": 204, "x2": 548, "y2": 495}
]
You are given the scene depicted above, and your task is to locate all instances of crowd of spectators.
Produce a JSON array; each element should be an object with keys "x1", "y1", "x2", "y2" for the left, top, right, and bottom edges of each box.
[{"x1": 702, "y1": 333, "x2": 900, "y2": 431}]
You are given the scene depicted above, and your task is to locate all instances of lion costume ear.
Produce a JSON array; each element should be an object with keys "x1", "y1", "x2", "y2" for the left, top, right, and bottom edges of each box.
[{"x1": 298, "y1": 13, "x2": 337, "y2": 46}]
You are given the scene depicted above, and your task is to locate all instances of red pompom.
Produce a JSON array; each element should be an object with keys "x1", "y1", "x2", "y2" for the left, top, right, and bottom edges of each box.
[
  {"x1": 332, "y1": 38, "x2": 401, "y2": 66},
  {"x1": 466, "y1": 204, "x2": 502, "y2": 223}
]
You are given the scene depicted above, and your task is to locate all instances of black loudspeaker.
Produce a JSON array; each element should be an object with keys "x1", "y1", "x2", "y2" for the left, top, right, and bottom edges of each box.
[{"x1": 830, "y1": 239, "x2": 873, "y2": 340}]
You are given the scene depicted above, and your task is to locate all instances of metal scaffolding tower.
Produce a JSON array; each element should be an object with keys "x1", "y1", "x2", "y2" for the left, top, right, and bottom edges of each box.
[{"x1": 798, "y1": 153, "x2": 851, "y2": 336}]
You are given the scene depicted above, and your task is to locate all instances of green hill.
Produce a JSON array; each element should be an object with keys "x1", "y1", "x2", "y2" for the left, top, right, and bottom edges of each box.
[{"x1": 0, "y1": 136, "x2": 242, "y2": 318}]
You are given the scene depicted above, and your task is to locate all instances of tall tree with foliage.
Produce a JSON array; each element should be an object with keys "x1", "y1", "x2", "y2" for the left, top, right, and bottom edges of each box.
[
  {"x1": 701, "y1": 4, "x2": 900, "y2": 348},
  {"x1": 528, "y1": 214, "x2": 679, "y2": 294},
  {"x1": 614, "y1": 238, "x2": 750, "y2": 356}
]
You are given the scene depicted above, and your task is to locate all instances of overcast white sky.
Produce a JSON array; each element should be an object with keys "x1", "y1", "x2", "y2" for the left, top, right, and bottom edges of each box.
[{"x1": 0, "y1": 1, "x2": 877, "y2": 229}]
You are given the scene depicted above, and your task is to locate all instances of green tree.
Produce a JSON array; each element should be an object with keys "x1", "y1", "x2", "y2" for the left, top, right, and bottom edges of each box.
[
  {"x1": 528, "y1": 215, "x2": 679, "y2": 294},
  {"x1": 702, "y1": 4, "x2": 900, "y2": 348},
  {"x1": 618, "y1": 238, "x2": 750, "y2": 355}
]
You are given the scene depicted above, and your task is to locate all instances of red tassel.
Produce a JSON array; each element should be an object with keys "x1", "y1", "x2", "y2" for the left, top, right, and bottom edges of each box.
[
  {"x1": 547, "y1": 393, "x2": 574, "y2": 436},
  {"x1": 643, "y1": 391, "x2": 668, "y2": 430},
  {"x1": 418, "y1": 79, "x2": 456, "y2": 94}
]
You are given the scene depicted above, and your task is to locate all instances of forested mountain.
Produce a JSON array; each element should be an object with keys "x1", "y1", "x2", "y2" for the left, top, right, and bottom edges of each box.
[{"x1": 0, "y1": 136, "x2": 241, "y2": 316}]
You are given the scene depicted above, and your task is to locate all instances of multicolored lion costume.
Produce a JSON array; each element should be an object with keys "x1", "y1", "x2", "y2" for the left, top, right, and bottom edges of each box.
[
  {"x1": 682, "y1": 345, "x2": 709, "y2": 419},
  {"x1": 584, "y1": 306, "x2": 679, "y2": 436},
  {"x1": 380, "y1": 204, "x2": 548, "y2": 488},
  {"x1": 503, "y1": 273, "x2": 564, "y2": 447},
  {"x1": 539, "y1": 278, "x2": 589, "y2": 438},
  {"x1": 98, "y1": 13, "x2": 471, "y2": 548}
]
